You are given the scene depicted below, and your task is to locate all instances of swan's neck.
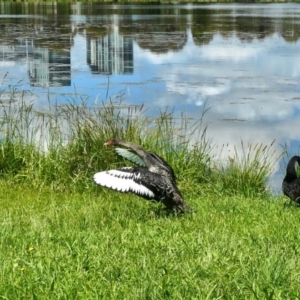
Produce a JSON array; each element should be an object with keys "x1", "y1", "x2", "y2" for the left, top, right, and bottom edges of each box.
[{"x1": 285, "y1": 156, "x2": 300, "y2": 181}]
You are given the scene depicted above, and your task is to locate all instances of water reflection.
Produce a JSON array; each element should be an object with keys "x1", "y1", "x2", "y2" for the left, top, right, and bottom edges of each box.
[
  {"x1": 0, "y1": 40, "x2": 71, "y2": 87},
  {"x1": 28, "y1": 47, "x2": 71, "y2": 87},
  {"x1": 1, "y1": 3, "x2": 300, "y2": 192},
  {"x1": 87, "y1": 24, "x2": 134, "y2": 74}
]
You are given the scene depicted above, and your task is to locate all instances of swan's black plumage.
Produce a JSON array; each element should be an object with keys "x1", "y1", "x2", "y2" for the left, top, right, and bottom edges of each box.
[
  {"x1": 282, "y1": 156, "x2": 300, "y2": 203},
  {"x1": 93, "y1": 138, "x2": 191, "y2": 212}
]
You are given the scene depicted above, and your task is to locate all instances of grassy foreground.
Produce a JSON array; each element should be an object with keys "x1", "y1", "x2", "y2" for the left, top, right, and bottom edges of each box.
[{"x1": 0, "y1": 183, "x2": 299, "y2": 299}]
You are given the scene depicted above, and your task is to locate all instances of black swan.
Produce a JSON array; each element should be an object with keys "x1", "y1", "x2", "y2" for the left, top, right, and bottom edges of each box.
[
  {"x1": 93, "y1": 138, "x2": 192, "y2": 212},
  {"x1": 282, "y1": 156, "x2": 300, "y2": 203}
]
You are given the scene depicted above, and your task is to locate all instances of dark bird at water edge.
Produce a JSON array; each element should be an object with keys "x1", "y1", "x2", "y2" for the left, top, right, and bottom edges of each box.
[
  {"x1": 93, "y1": 138, "x2": 192, "y2": 213},
  {"x1": 282, "y1": 155, "x2": 300, "y2": 203}
]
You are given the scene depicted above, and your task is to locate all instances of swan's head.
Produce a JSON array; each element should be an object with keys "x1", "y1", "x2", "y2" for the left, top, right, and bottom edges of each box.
[{"x1": 104, "y1": 138, "x2": 122, "y2": 146}]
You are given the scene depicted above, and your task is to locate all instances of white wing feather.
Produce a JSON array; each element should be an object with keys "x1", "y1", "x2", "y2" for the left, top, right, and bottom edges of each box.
[
  {"x1": 93, "y1": 170, "x2": 155, "y2": 198},
  {"x1": 115, "y1": 148, "x2": 145, "y2": 167}
]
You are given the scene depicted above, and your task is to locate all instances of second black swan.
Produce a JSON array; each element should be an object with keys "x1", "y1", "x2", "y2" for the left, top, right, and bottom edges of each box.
[
  {"x1": 93, "y1": 138, "x2": 192, "y2": 212},
  {"x1": 282, "y1": 155, "x2": 300, "y2": 203}
]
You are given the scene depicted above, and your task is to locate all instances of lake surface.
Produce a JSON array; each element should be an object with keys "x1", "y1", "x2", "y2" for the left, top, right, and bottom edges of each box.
[{"x1": 1, "y1": 2, "x2": 300, "y2": 193}]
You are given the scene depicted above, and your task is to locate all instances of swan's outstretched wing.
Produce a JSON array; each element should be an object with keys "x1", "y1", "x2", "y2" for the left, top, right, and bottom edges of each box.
[
  {"x1": 93, "y1": 167, "x2": 164, "y2": 200},
  {"x1": 115, "y1": 148, "x2": 145, "y2": 167},
  {"x1": 115, "y1": 147, "x2": 176, "y2": 181}
]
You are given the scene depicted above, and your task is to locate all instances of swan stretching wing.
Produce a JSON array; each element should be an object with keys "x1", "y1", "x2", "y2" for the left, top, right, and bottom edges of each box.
[
  {"x1": 93, "y1": 167, "x2": 163, "y2": 200},
  {"x1": 94, "y1": 138, "x2": 192, "y2": 212}
]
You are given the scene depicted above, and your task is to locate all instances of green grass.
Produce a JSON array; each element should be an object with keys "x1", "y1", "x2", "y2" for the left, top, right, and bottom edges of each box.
[
  {"x1": 0, "y1": 183, "x2": 300, "y2": 299},
  {"x1": 0, "y1": 84, "x2": 293, "y2": 298}
]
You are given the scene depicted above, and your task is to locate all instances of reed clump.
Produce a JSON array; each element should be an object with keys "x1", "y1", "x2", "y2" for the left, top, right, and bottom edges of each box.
[
  {"x1": 213, "y1": 141, "x2": 278, "y2": 197},
  {"x1": 0, "y1": 85, "x2": 279, "y2": 197}
]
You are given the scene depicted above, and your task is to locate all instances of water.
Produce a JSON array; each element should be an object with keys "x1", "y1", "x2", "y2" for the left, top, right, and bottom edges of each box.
[{"x1": 1, "y1": 2, "x2": 300, "y2": 193}]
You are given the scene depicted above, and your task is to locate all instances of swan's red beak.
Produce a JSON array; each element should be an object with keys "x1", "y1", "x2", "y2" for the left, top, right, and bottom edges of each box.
[{"x1": 104, "y1": 140, "x2": 113, "y2": 146}]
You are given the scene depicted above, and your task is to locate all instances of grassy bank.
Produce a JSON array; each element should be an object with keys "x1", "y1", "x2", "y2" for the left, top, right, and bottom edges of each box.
[
  {"x1": 0, "y1": 84, "x2": 279, "y2": 198},
  {"x1": 0, "y1": 86, "x2": 292, "y2": 298},
  {"x1": 1, "y1": 183, "x2": 299, "y2": 299}
]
